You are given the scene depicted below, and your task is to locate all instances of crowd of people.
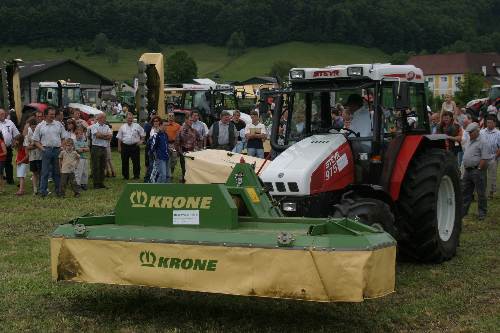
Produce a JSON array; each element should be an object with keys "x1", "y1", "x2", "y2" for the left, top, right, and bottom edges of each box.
[
  {"x1": 431, "y1": 96, "x2": 500, "y2": 220},
  {"x1": 0, "y1": 107, "x2": 117, "y2": 196},
  {"x1": 0, "y1": 97, "x2": 498, "y2": 222},
  {"x1": 0, "y1": 105, "x2": 273, "y2": 195}
]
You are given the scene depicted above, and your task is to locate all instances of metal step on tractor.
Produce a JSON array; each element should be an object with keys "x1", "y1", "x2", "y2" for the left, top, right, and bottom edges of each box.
[{"x1": 261, "y1": 64, "x2": 462, "y2": 263}]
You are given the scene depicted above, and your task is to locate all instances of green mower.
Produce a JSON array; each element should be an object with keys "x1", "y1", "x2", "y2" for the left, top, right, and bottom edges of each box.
[{"x1": 51, "y1": 163, "x2": 396, "y2": 302}]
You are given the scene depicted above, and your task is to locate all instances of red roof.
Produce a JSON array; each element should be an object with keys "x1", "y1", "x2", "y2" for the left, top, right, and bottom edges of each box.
[{"x1": 406, "y1": 53, "x2": 500, "y2": 76}]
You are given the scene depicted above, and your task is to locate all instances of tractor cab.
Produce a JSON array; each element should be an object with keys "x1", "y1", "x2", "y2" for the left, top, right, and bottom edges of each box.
[
  {"x1": 169, "y1": 80, "x2": 238, "y2": 126},
  {"x1": 270, "y1": 64, "x2": 430, "y2": 184},
  {"x1": 38, "y1": 80, "x2": 83, "y2": 108}
]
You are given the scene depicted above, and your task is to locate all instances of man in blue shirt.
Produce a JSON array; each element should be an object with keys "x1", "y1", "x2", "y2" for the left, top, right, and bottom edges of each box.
[{"x1": 150, "y1": 119, "x2": 170, "y2": 183}]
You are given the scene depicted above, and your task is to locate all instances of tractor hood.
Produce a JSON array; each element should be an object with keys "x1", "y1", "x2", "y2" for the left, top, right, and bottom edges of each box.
[{"x1": 261, "y1": 134, "x2": 354, "y2": 196}]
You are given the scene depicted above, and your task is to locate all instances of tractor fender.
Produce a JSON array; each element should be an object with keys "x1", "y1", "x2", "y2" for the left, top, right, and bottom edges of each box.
[{"x1": 387, "y1": 134, "x2": 447, "y2": 201}]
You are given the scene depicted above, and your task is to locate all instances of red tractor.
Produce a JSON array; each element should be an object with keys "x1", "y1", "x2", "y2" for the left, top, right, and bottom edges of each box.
[{"x1": 262, "y1": 64, "x2": 462, "y2": 263}]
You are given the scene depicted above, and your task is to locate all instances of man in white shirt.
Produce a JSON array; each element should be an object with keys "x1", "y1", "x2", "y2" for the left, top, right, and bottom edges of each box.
[
  {"x1": 32, "y1": 107, "x2": 66, "y2": 196},
  {"x1": 117, "y1": 112, "x2": 145, "y2": 180},
  {"x1": 89, "y1": 113, "x2": 112, "y2": 189},
  {"x1": 345, "y1": 94, "x2": 372, "y2": 137},
  {"x1": 480, "y1": 115, "x2": 500, "y2": 198},
  {"x1": 0, "y1": 108, "x2": 20, "y2": 184},
  {"x1": 245, "y1": 110, "x2": 267, "y2": 158},
  {"x1": 191, "y1": 110, "x2": 209, "y2": 148}
]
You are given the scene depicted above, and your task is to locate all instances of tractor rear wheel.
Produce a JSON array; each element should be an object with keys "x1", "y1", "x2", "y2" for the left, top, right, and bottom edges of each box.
[
  {"x1": 397, "y1": 148, "x2": 462, "y2": 263},
  {"x1": 332, "y1": 192, "x2": 397, "y2": 238}
]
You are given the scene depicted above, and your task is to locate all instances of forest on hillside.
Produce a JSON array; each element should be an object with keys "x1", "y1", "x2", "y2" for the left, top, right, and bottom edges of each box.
[{"x1": 0, "y1": 0, "x2": 498, "y2": 55}]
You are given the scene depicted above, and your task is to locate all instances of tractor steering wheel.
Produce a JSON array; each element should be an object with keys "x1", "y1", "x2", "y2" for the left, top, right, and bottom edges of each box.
[{"x1": 328, "y1": 127, "x2": 360, "y2": 137}]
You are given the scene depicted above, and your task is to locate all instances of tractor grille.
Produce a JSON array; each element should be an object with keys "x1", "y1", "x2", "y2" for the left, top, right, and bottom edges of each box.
[
  {"x1": 263, "y1": 182, "x2": 274, "y2": 192},
  {"x1": 275, "y1": 182, "x2": 286, "y2": 192},
  {"x1": 287, "y1": 182, "x2": 299, "y2": 192}
]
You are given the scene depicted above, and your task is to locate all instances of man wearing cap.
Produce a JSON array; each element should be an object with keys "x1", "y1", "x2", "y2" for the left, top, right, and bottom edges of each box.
[
  {"x1": 462, "y1": 122, "x2": 490, "y2": 220},
  {"x1": 345, "y1": 94, "x2": 372, "y2": 137},
  {"x1": 479, "y1": 115, "x2": 500, "y2": 198}
]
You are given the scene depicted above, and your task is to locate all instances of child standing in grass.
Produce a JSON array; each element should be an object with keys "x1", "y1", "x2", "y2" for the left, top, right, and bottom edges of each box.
[
  {"x1": 74, "y1": 126, "x2": 89, "y2": 190},
  {"x1": 58, "y1": 138, "x2": 81, "y2": 197},
  {"x1": 24, "y1": 119, "x2": 42, "y2": 195},
  {"x1": 13, "y1": 134, "x2": 28, "y2": 196},
  {"x1": 0, "y1": 132, "x2": 7, "y2": 194}
]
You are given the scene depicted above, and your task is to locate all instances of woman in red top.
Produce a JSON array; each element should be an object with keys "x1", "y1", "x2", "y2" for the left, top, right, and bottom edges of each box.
[
  {"x1": 0, "y1": 132, "x2": 7, "y2": 193},
  {"x1": 13, "y1": 134, "x2": 28, "y2": 195}
]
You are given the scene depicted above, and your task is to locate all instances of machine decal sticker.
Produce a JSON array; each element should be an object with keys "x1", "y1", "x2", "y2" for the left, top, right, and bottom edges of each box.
[
  {"x1": 310, "y1": 142, "x2": 354, "y2": 194},
  {"x1": 173, "y1": 210, "x2": 200, "y2": 225}
]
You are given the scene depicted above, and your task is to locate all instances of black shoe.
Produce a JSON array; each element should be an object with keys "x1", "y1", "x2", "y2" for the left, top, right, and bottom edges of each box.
[
  {"x1": 80, "y1": 184, "x2": 88, "y2": 191},
  {"x1": 94, "y1": 184, "x2": 108, "y2": 189},
  {"x1": 478, "y1": 215, "x2": 486, "y2": 221},
  {"x1": 74, "y1": 193, "x2": 81, "y2": 198}
]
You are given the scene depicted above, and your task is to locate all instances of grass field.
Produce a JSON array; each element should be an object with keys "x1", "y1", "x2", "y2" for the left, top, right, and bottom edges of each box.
[
  {"x1": 0, "y1": 42, "x2": 389, "y2": 82},
  {"x1": 0, "y1": 151, "x2": 499, "y2": 332}
]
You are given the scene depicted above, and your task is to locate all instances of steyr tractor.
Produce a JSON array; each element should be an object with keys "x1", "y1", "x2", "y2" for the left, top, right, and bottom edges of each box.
[{"x1": 262, "y1": 64, "x2": 462, "y2": 263}]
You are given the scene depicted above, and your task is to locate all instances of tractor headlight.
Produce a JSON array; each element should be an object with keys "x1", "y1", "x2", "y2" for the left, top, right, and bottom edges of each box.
[
  {"x1": 347, "y1": 67, "x2": 363, "y2": 76},
  {"x1": 289, "y1": 70, "x2": 305, "y2": 80},
  {"x1": 282, "y1": 202, "x2": 297, "y2": 212}
]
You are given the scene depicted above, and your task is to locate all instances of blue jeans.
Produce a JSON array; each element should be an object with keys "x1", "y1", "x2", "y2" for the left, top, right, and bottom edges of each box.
[
  {"x1": 457, "y1": 151, "x2": 464, "y2": 168},
  {"x1": 155, "y1": 158, "x2": 171, "y2": 183},
  {"x1": 247, "y1": 148, "x2": 264, "y2": 159},
  {"x1": 232, "y1": 141, "x2": 245, "y2": 153},
  {"x1": 40, "y1": 147, "x2": 61, "y2": 195}
]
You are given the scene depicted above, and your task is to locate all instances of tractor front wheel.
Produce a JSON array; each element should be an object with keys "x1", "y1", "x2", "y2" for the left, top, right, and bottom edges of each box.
[
  {"x1": 332, "y1": 192, "x2": 397, "y2": 238},
  {"x1": 397, "y1": 148, "x2": 462, "y2": 263}
]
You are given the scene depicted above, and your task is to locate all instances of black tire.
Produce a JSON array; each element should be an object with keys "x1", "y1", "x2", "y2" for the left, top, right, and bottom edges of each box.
[
  {"x1": 397, "y1": 148, "x2": 462, "y2": 263},
  {"x1": 332, "y1": 192, "x2": 397, "y2": 238}
]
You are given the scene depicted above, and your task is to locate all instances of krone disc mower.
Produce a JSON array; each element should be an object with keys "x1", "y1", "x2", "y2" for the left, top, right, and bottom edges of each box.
[{"x1": 51, "y1": 163, "x2": 396, "y2": 302}]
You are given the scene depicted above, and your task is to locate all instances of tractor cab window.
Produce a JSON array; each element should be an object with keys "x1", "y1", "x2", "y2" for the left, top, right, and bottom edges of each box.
[
  {"x1": 62, "y1": 88, "x2": 82, "y2": 107},
  {"x1": 216, "y1": 92, "x2": 237, "y2": 110},
  {"x1": 386, "y1": 82, "x2": 428, "y2": 134},
  {"x1": 193, "y1": 91, "x2": 211, "y2": 114},
  {"x1": 183, "y1": 93, "x2": 194, "y2": 110},
  {"x1": 39, "y1": 87, "x2": 59, "y2": 106},
  {"x1": 289, "y1": 93, "x2": 307, "y2": 140}
]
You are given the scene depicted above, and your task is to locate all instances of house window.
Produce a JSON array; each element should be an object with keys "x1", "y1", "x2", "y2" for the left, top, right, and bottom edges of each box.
[
  {"x1": 441, "y1": 76, "x2": 448, "y2": 82},
  {"x1": 426, "y1": 77, "x2": 434, "y2": 82}
]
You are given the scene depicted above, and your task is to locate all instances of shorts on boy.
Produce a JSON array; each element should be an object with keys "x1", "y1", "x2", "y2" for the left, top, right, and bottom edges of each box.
[{"x1": 29, "y1": 160, "x2": 42, "y2": 173}]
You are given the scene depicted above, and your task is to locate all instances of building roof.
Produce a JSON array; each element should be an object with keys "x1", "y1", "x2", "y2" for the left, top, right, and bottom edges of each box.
[
  {"x1": 237, "y1": 76, "x2": 278, "y2": 85},
  {"x1": 407, "y1": 53, "x2": 500, "y2": 76},
  {"x1": 18, "y1": 59, "x2": 114, "y2": 85}
]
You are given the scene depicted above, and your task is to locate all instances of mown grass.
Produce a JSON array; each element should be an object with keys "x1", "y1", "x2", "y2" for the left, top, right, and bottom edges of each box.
[
  {"x1": 0, "y1": 151, "x2": 499, "y2": 332},
  {"x1": 0, "y1": 42, "x2": 389, "y2": 82}
]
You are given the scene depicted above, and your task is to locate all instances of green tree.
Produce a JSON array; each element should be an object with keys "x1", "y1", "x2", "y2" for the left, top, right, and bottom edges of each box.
[
  {"x1": 165, "y1": 51, "x2": 198, "y2": 84},
  {"x1": 226, "y1": 31, "x2": 246, "y2": 57},
  {"x1": 389, "y1": 51, "x2": 415, "y2": 65},
  {"x1": 147, "y1": 38, "x2": 162, "y2": 52},
  {"x1": 106, "y1": 47, "x2": 119, "y2": 64},
  {"x1": 93, "y1": 33, "x2": 109, "y2": 55},
  {"x1": 268, "y1": 60, "x2": 297, "y2": 82},
  {"x1": 454, "y1": 73, "x2": 485, "y2": 106}
]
